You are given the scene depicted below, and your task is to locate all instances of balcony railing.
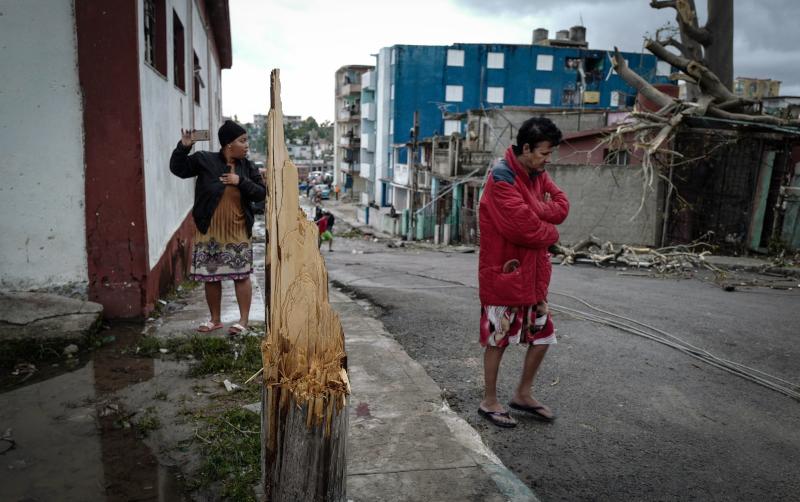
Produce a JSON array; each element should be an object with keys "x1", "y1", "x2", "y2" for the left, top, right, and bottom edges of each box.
[
  {"x1": 361, "y1": 102, "x2": 376, "y2": 121},
  {"x1": 339, "y1": 83, "x2": 362, "y2": 96},
  {"x1": 392, "y1": 164, "x2": 409, "y2": 186},
  {"x1": 361, "y1": 71, "x2": 374, "y2": 90},
  {"x1": 360, "y1": 133, "x2": 375, "y2": 152},
  {"x1": 359, "y1": 163, "x2": 372, "y2": 179}
]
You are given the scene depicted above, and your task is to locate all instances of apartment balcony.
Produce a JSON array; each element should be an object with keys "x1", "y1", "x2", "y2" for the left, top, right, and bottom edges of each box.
[
  {"x1": 361, "y1": 70, "x2": 375, "y2": 90},
  {"x1": 415, "y1": 169, "x2": 431, "y2": 189},
  {"x1": 339, "y1": 136, "x2": 351, "y2": 147},
  {"x1": 432, "y1": 150, "x2": 453, "y2": 178},
  {"x1": 392, "y1": 164, "x2": 409, "y2": 186},
  {"x1": 361, "y1": 102, "x2": 376, "y2": 121},
  {"x1": 361, "y1": 133, "x2": 375, "y2": 152},
  {"x1": 338, "y1": 82, "x2": 362, "y2": 97},
  {"x1": 340, "y1": 161, "x2": 360, "y2": 174},
  {"x1": 359, "y1": 163, "x2": 372, "y2": 179},
  {"x1": 337, "y1": 108, "x2": 361, "y2": 122}
]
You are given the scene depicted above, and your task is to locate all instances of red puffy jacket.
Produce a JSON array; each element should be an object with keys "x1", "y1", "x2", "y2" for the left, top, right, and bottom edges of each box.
[{"x1": 478, "y1": 148, "x2": 569, "y2": 306}]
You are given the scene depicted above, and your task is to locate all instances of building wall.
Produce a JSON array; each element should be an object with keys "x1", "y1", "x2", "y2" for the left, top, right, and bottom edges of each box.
[
  {"x1": 140, "y1": 0, "x2": 192, "y2": 269},
  {"x1": 359, "y1": 69, "x2": 376, "y2": 194},
  {"x1": 547, "y1": 164, "x2": 662, "y2": 246},
  {"x1": 0, "y1": 1, "x2": 88, "y2": 291},
  {"x1": 374, "y1": 48, "x2": 393, "y2": 206},
  {"x1": 139, "y1": 0, "x2": 223, "y2": 312},
  {"x1": 468, "y1": 108, "x2": 609, "y2": 157}
]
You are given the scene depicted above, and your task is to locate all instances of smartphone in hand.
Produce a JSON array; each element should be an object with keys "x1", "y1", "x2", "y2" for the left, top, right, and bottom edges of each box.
[{"x1": 191, "y1": 129, "x2": 210, "y2": 141}]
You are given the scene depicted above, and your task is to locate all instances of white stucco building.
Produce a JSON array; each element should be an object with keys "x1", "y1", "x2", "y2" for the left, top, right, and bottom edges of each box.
[{"x1": 0, "y1": 0, "x2": 232, "y2": 317}]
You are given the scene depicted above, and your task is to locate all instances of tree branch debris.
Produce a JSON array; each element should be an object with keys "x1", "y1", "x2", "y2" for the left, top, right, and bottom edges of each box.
[{"x1": 552, "y1": 236, "x2": 724, "y2": 275}]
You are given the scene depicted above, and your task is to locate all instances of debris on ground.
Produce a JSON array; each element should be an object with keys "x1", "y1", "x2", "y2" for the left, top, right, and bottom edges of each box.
[
  {"x1": 242, "y1": 402, "x2": 261, "y2": 414},
  {"x1": 552, "y1": 237, "x2": 723, "y2": 274},
  {"x1": 223, "y1": 379, "x2": 241, "y2": 392}
]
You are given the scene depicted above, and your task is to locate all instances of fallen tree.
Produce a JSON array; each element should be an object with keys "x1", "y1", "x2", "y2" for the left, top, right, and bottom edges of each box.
[{"x1": 610, "y1": 0, "x2": 799, "y2": 154}]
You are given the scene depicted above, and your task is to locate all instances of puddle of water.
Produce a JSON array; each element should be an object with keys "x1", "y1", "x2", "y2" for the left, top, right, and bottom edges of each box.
[{"x1": 0, "y1": 322, "x2": 188, "y2": 502}]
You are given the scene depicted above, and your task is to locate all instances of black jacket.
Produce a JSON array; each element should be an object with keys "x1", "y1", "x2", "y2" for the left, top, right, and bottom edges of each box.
[{"x1": 169, "y1": 142, "x2": 266, "y2": 236}]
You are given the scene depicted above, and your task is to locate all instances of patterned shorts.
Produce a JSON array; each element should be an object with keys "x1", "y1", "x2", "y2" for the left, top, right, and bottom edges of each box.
[{"x1": 479, "y1": 305, "x2": 556, "y2": 348}]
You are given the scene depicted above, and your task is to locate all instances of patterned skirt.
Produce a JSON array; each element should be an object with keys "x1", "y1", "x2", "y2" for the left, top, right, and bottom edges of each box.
[{"x1": 190, "y1": 186, "x2": 253, "y2": 282}]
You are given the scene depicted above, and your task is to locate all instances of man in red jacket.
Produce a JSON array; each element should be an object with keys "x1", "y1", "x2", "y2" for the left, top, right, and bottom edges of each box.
[{"x1": 477, "y1": 117, "x2": 569, "y2": 428}]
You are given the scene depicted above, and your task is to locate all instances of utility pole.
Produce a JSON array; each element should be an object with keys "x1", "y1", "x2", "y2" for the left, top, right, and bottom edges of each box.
[{"x1": 407, "y1": 111, "x2": 419, "y2": 241}]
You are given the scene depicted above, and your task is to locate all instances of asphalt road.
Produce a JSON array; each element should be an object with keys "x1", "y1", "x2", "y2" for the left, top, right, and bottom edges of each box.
[{"x1": 324, "y1": 237, "x2": 800, "y2": 502}]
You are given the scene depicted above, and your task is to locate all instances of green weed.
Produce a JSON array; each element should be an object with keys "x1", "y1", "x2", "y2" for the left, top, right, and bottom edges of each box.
[{"x1": 192, "y1": 407, "x2": 261, "y2": 501}]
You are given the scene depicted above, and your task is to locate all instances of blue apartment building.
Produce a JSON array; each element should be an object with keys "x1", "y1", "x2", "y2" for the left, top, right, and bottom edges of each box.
[{"x1": 357, "y1": 27, "x2": 672, "y2": 235}]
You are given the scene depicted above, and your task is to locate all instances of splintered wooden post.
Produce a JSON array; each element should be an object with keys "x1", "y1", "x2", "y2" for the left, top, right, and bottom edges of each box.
[{"x1": 261, "y1": 69, "x2": 349, "y2": 501}]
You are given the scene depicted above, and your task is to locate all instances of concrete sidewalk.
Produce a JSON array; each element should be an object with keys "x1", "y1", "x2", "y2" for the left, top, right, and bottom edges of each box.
[{"x1": 333, "y1": 286, "x2": 538, "y2": 501}]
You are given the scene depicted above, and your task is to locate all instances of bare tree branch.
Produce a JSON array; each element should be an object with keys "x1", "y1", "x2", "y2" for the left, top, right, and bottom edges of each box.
[
  {"x1": 707, "y1": 107, "x2": 800, "y2": 126},
  {"x1": 650, "y1": 0, "x2": 677, "y2": 8},
  {"x1": 671, "y1": 72, "x2": 698, "y2": 84},
  {"x1": 664, "y1": 37, "x2": 690, "y2": 58},
  {"x1": 612, "y1": 47, "x2": 674, "y2": 110},
  {"x1": 715, "y1": 98, "x2": 757, "y2": 111},
  {"x1": 646, "y1": 39, "x2": 692, "y2": 69},
  {"x1": 679, "y1": 18, "x2": 712, "y2": 46},
  {"x1": 646, "y1": 40, "x2": 736, "y2": 102}
]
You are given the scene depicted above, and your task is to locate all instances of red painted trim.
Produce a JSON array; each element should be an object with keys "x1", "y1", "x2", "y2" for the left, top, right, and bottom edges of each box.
[
  {"x1": 76, "y1": 0, "x2": 150, "y2": 318},
  {"x1": 145, "y1": 211, "x2": 196, "y2": 315}
]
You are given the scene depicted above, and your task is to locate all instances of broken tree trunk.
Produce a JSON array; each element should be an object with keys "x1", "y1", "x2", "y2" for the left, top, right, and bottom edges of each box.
[{"x1": 260, "y1": 69, "x2": 350, "y2": 501}]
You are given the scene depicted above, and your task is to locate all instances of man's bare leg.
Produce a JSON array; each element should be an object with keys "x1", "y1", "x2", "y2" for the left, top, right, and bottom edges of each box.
[
  {"x1": 480, "y1": 346, "x2": 516, "y2": 425},
  {"x1": 511, "y1": 344, "x2": 553, "y2": 419}
]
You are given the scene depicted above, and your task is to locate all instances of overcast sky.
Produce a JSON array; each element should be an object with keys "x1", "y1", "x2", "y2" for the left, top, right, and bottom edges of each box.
[{"x1": 221, "y1": 0, "x2": 800, "y2": 124}]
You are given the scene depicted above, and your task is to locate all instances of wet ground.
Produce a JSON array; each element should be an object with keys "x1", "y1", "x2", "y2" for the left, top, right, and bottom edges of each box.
[{"x1": 1, "y1": 322, "x2": 190, "y2": 502}]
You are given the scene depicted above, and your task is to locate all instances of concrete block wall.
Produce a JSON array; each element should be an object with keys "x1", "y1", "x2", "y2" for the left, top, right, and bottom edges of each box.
[{"x1": 547, "y1": 164, "x2": 663, "y2": 246}]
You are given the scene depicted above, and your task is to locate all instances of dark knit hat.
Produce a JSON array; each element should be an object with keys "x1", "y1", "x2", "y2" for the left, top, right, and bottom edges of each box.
[{"x1": 218, "y1": 120, "x2": 247, "y2": 147}]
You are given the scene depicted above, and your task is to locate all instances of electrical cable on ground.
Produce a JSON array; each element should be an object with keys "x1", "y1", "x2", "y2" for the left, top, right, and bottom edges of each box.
[{"x1": 549, "y1": 290, "x2": 800, "y2": 401}]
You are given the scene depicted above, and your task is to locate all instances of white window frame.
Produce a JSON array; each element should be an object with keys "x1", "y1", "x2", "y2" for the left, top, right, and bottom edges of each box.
[
  {"x1": 390, "y1": 84, "x2": 395, "y2": 100},
  {"x1": 533, "y1": 88, "x2": 551, "y2": 105},
  {"x1": 444, "y1": 119, "x2": 461, "y2": 136},
  {"x1": 391, "y1": 48, "x2": 396, "y2": 65},
  {"x1": 445, "y1": 85, "x2": 463, "y2": 102},
  {"x1": 487, "y1": 52, "x2": 504, "y2": 69},
  {"x1": 447, "y1": 49, "x2": 465, "y2": 67},
  {"x1": 536, "y1": 54, "x2": 554, "y2": 71},
  {"x1": 610, "y1": 91, "x2": 620, "y2": 107},
  {"x1": 389, "y1": 118, "x2": 394, "y2": 135},
  {"x1": 486, "y1": 86, "x2": 504, "y2": 104}
]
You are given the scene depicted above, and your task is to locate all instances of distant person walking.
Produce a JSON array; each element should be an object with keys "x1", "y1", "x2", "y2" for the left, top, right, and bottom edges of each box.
[
  {"x1": 477, "y1": 117, "x2": 569, "y2": 428},
  {"x1": 170, "y1": 120, "x2": 266, "y2": 335},
  {"x1": 334, "y1": 184, "x2": 341, "y2": 200},
  {"x1": 316, "y1": 212, "x2": 334, "y2": 251}
]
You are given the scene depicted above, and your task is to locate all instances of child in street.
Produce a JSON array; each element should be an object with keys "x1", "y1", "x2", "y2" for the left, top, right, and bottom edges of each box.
[{"x1": 316, "y1": 213, "x2": 334, "y2": 252}]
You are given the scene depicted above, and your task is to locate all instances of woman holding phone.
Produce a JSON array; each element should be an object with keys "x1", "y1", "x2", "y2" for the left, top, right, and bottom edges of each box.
[{"x1": 169, "y1": 120, "x2": 266, "y2": 335}]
